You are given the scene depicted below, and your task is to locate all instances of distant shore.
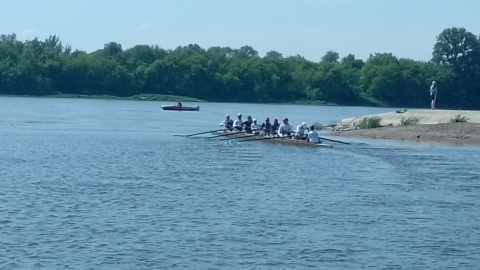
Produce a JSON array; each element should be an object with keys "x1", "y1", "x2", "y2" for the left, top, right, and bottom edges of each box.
[
  {"x1": 0, "y1": 94, "x2": 204, "y2": 102},
  {"x1": 0, "y1": 94, "x2": 339, "y2": 106}
]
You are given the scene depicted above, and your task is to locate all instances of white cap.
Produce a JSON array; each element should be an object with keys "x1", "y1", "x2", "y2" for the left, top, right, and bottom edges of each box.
[
  {"x1": 253, "y1": 118, "x2": 257, "y2": 122},
  {"x1": 302, "y1": 122, "x2": 307, "y2": 127},
  {"x1": 237, "y1": 113, "x2": 242, "y2": 117}
]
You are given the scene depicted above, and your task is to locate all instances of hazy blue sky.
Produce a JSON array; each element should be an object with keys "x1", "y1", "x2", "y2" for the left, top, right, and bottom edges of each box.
[{"x1": 1, "y1": 0, "x2": 479, "y2": 62}]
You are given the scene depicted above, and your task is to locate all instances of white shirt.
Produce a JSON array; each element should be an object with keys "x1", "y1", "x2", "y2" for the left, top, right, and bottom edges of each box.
[
  {"x1": 296, "y1": 124, "x2": 309, "y2": 137},
  {"x1": 233, "y1": 118, "x2": 243, "y2": 129},
  {"x1": 219, "y1": 118, "x2": 232, "y2": 127},
  {"x1": 308, "y1": 130, "x2": 320, "y2": 143},
  {"x1": 277, "y1": 123, "x2": 293, "y2": 136},
  {"x1": 251, "y1": 122, "x2": 260, "y2": 134}
]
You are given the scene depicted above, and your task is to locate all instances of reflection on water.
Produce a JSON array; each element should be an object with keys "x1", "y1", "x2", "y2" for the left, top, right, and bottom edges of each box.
[{"x1": 1, "y1": 97, "x2": 480, "y2": 269}]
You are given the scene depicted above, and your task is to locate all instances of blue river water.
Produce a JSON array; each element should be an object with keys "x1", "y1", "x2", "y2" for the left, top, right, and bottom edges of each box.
[{"x1": 1, "y1": 97, "x2": 479, "y2": 269}]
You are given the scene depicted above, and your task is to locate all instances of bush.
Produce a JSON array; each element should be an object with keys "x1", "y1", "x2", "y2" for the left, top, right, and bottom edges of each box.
[
  {"x1": 355, "y1": 116, "x2": 381, "y2": 129},
  {"x1": 450, "y1": 115, "x2": 468, "y2": 123},
  {"x1": 400, "y1": 116, "x2": 420, "y2": 126}
]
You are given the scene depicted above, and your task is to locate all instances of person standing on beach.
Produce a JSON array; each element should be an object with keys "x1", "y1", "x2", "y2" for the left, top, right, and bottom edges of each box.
[{"x1": 430, "y1": 81, "x2": 437, "y2": 110}]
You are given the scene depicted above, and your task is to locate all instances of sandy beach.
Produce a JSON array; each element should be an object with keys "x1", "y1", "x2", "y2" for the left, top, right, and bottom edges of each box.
[{"x1": 329, "y1": 109, "x2": 480, "y2": 146}]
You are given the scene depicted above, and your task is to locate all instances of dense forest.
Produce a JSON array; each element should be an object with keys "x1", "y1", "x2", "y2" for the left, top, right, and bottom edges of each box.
[{"x1": 1, "y1": 27, "x2": 479, "y2": 109}]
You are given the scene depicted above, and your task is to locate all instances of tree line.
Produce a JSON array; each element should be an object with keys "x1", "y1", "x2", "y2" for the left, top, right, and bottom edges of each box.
[{"x1": 1, "y1": 27, "x2": 479, "y2": 109}]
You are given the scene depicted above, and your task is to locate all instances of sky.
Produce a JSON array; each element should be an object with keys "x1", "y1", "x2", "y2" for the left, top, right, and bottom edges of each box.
[{"x1": 1, "y1": 0, "x2": 479, "y2": 62}]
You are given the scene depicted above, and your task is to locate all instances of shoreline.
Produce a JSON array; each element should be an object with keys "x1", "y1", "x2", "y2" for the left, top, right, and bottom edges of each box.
[
  {"x1": 330, "y1": 123, "x2": 480, "y2": 146},
  {"x1": 329, "y1": 109, "x2": 480, "y2": 147}
]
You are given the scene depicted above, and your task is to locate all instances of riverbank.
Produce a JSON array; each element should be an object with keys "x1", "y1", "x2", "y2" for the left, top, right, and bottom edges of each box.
[{"x1": 330, "y1": 109, "x2": 480, "y2": 146}]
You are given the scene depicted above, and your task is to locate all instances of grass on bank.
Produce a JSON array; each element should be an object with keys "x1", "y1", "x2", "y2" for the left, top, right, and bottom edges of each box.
[
  {"x1": 400, "y1": 116, "x2": 420, "y2": 126},
  {"x1": 450, "y1": 114, "x2": 469, "y2": 123},
  {"x1": 355, "y1": 116, "x2": 382, "y2": 129}
]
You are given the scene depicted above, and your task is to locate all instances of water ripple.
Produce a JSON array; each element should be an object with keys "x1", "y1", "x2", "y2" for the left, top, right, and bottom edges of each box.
[{"x1": 2, "y1": 100, "x2": 480, "y2": 269}]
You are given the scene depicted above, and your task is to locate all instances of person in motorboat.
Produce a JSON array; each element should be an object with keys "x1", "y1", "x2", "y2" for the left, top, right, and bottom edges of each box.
[
  {"x1": 295, "y1": 122, "x2": 310, "y2": 140},
  {"x1": 277, "y1": 118, "x2": 294, "y2": 137},
  {"x1": 177, "y1": 101, "x2": 182, "y2": 107},
  {"x1": 219, "y1": 115, "x2": 233, "y2": 131},
  {"x1": 233, "y1": 113, "x2": 243, "y2": 131},
  {"x1": 307, "y1": 125, "x2": 322, "y2": 144},
  {"x1": 271, "y1": 118, "x2": 279, "y2": 135},
  {"x1": 260, "y1": 117, "x2": 272, "y2": 135},
  {"x1": 251, "y1": 118, "x2": 261, "y2": 134},
  {"x1": 242, "y1": 115, "x2": 254, "y2": 134}
]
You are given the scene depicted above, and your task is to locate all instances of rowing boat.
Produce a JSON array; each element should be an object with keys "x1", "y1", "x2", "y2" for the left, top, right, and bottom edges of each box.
[
  {"x1": 161, "y1": 105, "x2": 200, "y2": 111},
  {"x1": 212, "y1": 131, "x2": 333, "y2": 148}
]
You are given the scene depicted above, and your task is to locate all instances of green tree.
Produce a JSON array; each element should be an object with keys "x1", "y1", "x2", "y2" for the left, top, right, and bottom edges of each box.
[
  {"x1": 432, "y1": 27, "x2": 480, "y2": 71},
  {"x1": 341, "y1": 54, "x2": 365, "y2": 69},
  {"x1": 321, "y1": 50, "x2": 339, "y2": 63},
  {"x1": 432, "y1": 27, "x2": 480, "y2": 108},
  {"x1": 264, "y1": 50, "x2": 283, "y2": 59}
]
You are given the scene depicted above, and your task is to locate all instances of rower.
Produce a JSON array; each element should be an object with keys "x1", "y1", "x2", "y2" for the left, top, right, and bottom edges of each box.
[
  {"x1": 243, "y1": 116, "x2": 253, "y2": 134},
  {"x1": 295, "y1": 122, "x2": 309, "y2": 140},
  {"x1": 261, "y1": 117, "x2": 272, "y2": 135},
  {"x1": 251, "y1": 118, "x2": 260, "y2": 134},
  {"x1": 277, "y1": 118, "x2": 294, "y2": 137},
  {"x1": 219, "y1": 115, "x2": 233, "y2": 131},
  {"x1": 271, "y1": 119, "x2": 279, "y2": 134},
  {"x1": 233, "y1": 113, "x2": 243, "y2": 131},
  {"x1": 308, "y1": 125, "x2": 322, "y2": 144}
]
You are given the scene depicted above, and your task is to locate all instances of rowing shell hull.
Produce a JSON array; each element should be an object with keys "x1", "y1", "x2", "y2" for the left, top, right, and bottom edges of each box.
[
  {"x1": 213, "y1": 131, "x2": 333, "y2": 148},
  {"x1": 161, "y1": 105, "x2": 199, "y2": 111}
]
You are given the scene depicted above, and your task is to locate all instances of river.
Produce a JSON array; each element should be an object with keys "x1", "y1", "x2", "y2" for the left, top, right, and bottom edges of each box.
[{"x1": 1, "y1": 97, "x2": 479, "y2": 269}]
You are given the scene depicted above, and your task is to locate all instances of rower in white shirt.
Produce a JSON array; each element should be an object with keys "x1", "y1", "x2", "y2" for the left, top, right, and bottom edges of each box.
[
  {"x1": 307, "y1": 125, "x2": 322, "y2": 144},
  {"x1": 251, "y1": 118, "x2": 261, "y2": 134},
  {"x1": 219, "y1": 114, "x2": 233, "y2": 131},
  {"x1": 232, "y1": 113, "x2": 243, "y2": 131},
  {"x1": 295, "y1": 122, "x2": 309, "y2": 140},
  {"x1": 277, "y1": 118, "x2": 294, "y2": 137}
]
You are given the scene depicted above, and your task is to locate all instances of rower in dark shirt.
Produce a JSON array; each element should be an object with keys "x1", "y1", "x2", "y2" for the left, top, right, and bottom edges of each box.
[
  {"x1": 271, "y1": 119, "x2": 279, "y2": 134},
  {"x1": 243, "y1": 116, "x2": 253, "y2": 133},
  {"x1": 261, "y1": 117, "x2": 272, "y2": 134}
]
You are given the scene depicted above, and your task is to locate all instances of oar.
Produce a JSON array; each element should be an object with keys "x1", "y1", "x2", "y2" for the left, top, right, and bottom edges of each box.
[
  {"x1": 239, "y1": 136, "x2": 279, "y2": 142},
  {"x1": 220, "y1": 131, "x2": 272, "y2": 141},
  {"x1": 207, "y1": 132, "x2": 241, "y2": 139},
  {"x1": 179, "y1": 129, "x2": 225, "y2": 137},
  {"x1": 319, "y1": 136, "x2": 350, "y2": 145},
  {"x1": 219, "y1": 133, "x2": 254, "y2": 141}
]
